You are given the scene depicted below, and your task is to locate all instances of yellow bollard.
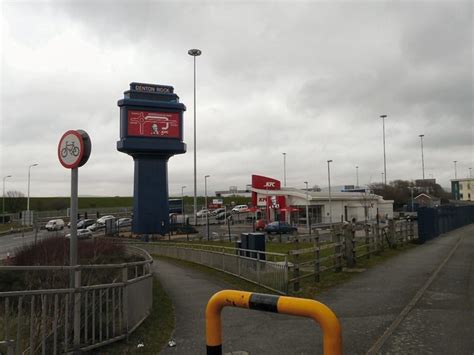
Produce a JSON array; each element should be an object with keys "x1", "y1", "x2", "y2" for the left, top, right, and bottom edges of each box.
[{"x1": 205, "y1": 289, "x2": 342, "y2": 355}]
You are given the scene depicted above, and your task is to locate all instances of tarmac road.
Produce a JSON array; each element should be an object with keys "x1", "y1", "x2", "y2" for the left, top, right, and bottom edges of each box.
[
  {"x1": 153, "y1": 224, "x2": 473, "y2": 354},
  {"x1": 0, "y1": 228, "x2": 57, "y2": 259}
]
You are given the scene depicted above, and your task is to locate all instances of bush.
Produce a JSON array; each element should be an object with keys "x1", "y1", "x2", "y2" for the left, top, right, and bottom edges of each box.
[{"x1": 5, "y1": 237, "x2": 143, "y2": 291}]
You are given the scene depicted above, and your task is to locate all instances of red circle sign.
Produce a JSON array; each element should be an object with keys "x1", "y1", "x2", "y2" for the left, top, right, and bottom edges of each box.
[{"x1": 58, "y1": 130, "x2": 85, "y2": 169}]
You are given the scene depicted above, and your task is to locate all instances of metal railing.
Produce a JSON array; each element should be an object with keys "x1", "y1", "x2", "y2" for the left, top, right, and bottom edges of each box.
[
  {"x1": 0, "y1": 246, "x2": 153, "y2": 354},
  {"x1": 135, "y1": 242, "x2": 289, "y2": 295}
]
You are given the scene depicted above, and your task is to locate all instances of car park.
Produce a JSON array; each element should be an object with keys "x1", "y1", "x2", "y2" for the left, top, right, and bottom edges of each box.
[
  {"x1": 65, "y1": 229, "x2": 93, "y2": 240},
  {"x1": 264, "y1": 221, "x2": 297, "y2": 234},
  {"x1": 45, "y1": 219, "x2": 65, "y2": 231},
  {"x1": 231, "y1": 205, "x2": 249, "y2": 213}
]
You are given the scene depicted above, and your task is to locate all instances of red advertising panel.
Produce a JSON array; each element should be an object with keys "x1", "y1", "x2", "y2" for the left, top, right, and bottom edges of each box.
[
  {"x1": 128, "y1": 110, "x2": 180, "y2": 138},
  {"x1": 251, "y1": 175, "x2": 281, "y2": 190}
]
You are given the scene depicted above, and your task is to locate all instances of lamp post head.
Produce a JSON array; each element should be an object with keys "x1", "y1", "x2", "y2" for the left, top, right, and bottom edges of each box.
[
  {"x1": 3, "y1": 175, "x2": 12, "y2": 180},
  {"x1": 419, "y1": 134, "x2": 424, "y2": 138},
  {"x1": 380, "y1": 114, "x2": 387, "y2": 119},
  {"x1": 188, "y1": 49, "x2": 202, "y2": 56},
  {"x1": 327, "y1": 160, "x2": 333, "y2": 163}
]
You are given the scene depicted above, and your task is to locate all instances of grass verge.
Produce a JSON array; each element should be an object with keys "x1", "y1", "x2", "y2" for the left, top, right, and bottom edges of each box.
[{"x1": 92, "y1": 276, "x2": 175, "y2": 354}]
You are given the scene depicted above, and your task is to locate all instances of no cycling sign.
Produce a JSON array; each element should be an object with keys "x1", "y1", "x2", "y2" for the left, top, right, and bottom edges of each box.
[{"x1": 58, "y1": 130, "x2": 91, "y2": 169}]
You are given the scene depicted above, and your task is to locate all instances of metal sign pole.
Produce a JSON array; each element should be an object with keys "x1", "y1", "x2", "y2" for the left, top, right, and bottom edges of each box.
[{"x1": 70, "y1": 168, "x2": 78, "y2": 269}]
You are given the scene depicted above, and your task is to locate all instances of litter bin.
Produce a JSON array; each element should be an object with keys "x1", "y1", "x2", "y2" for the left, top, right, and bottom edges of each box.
[{"x1": 248, "y1": 232, "x2": 266, "y2": 260}]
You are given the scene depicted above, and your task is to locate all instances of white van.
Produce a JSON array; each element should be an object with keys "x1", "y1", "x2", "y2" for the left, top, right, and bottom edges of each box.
[{"x1": 45, "y1": 219, "x2": 65, "y2": 231}]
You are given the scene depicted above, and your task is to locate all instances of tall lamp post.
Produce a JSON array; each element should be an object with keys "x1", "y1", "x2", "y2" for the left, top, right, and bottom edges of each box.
[
  {"x1": 188, "y1": 48, "x2": 202, "y2": 225},
  {"x1": 282, "y1": 152, "x2": 287, "y2": 187},
  {"x1": 181, "y1": 185, "x2": 186, "y2": 223},
  {"x1": 27, "y1": 163, "x2": 39, "y2": 211},
  {"x1": 380, "y1": 114, "x2": 388, "y2": 185},
  {"x1": 453, "y1": 160, "x2": 458, "y2": 179},
  {"x1": 304, "y1": 181, "x2": 310, "y2": 234},
  {"x1": 419, "y1": 134, "x2": 425, "y2": 180},
  {"x1": 356, "y1": 166, "x2": 359, "y2": 188},
  {"x1": 204, "y1": 175, "x2": 210, "y2": 240},
  {"x1": 327, "y1": 160, "x2": 333, "y2": 228},
  {"x1": 2, "y1": 175, "x2": 12, "y2": 224},
  {"x1": 408, "y1": 186, "x2": 414, "y2": 212}
]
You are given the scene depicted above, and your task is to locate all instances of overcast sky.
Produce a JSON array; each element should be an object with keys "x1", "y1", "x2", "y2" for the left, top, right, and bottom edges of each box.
[{"x1": 1, "y1": 0, "x2": 472, "y2": 197}]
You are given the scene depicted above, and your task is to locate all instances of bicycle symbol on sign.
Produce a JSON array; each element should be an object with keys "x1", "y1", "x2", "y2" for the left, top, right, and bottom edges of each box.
[{"x1": 61, "y1": 141, "x2": 80, "y2": 158}]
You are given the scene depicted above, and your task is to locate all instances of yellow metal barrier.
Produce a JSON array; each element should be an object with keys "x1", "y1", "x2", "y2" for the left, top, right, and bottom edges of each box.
[{"x1": 205, "y1": 289, "x2": 342, "y2": 355}]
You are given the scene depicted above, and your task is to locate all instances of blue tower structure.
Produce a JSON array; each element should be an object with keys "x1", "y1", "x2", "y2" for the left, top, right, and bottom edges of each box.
[{"x1": 117, "y1": 82, "x2": 186, "y2": 234}]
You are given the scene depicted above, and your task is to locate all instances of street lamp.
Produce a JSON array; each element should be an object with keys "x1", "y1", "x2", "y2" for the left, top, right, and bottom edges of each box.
[
  {"x1": 453, "y1": 160, "x2": 458, "y2": 179},
  {"x1": 469, "y1": 168, "x2": 472, "y2": 178},
  {"x1": 188, "y1": 48, "x2": 202, "y2": 225},
  {"x1": 181, "y1": 185, "x2": 186, "y2": 220},
  {"x1": 2, "y1": 175, "x2": 12, "y2": 224},
  {"x1": 27, "y1": 163, "x2": 39, "y2": 211},
  {"x1": 408, "y1": 186, "x2": 414, "y2": 212},
  {"x1": 282, "y1": 152, "x2": 287, "y2": 187},
  {"x1": 204, "y1": 175, "x2": 210, "y2": 240},
  {"x1": 204, "y1": 175, "x2": 210, "y2": 209},
  {"x1": 304, "y1": 181, "x2": 310, "y2": 234},
  {"x1": 327, "y1": 160, "x2": 333, "y2": 228},
  {"x1": 380, "y1": 114, "x2": 388, "y2": 185},
  {"x1": 356, "y1": 166, "x2": 359, "y2": 188},
  {"x1": 419, "y1": 134, "x2": 425, "y2": 180}
]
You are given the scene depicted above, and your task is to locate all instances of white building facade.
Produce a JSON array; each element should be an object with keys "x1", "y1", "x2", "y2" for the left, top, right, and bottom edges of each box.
[{"x1": 251, "y1": 175, "x2": 393, "y2": 225}]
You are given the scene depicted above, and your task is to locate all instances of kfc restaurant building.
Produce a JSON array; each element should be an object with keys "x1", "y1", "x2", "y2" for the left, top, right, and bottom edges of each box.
[{"x1": 251, "y1": 175, "x2": 393, "y2": 226}]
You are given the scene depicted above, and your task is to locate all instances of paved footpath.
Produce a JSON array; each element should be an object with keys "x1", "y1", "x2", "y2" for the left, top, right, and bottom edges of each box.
[{"x1": 153, "y1": 225, "x2": 474, "y2": 354}]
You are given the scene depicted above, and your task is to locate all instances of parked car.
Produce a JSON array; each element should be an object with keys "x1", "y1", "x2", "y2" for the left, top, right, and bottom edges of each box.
[
  {"x1": 77, "y1": 219, "x2": 96, "y2": 230},
  {"x1": 231, "y1": 205, "x2": 249, "y2": 213},
  {"x1": 216, "y1": 211, "x2": 228, "y2": 220},
  {"x1": 45, "y1": 219, "x2": 65, "y2": 231},
  {"x1": 87, "y1": 222, "x2": 105, "y2": 232},
  {"x1": 96, "y1": 215, "x2": 115, "y2": 224},
  {"x1": 116, "y1": 218, "x2": 132, "y2": 227},
  {"x1": 210, "y1": 207, "x2": 226, "y2": 216},
  {"x1": 264, "y1": 221, "x2": 297, "y2": 234},
  {"x1": 65, "y1": 229, "x2": 93, "y2": 240},
  {"x1": 196, "y1": 209, "x2": 211, "y2": 217}
]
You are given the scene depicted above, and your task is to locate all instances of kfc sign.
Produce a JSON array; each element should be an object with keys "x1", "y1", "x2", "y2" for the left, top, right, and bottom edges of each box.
[{"x1": 251, "y1": 175, "x2": 281, "y2": 190}]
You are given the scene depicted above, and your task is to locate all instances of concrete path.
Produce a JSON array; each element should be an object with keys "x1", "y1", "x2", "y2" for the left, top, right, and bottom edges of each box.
[{"x1": 152, "y1": 225, "x2": 474, "y2": 354}]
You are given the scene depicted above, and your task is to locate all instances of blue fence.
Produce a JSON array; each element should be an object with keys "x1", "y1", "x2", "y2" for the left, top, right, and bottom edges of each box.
[{"x1": 417, "y1": 205, "x2": 474, "y2": 243}]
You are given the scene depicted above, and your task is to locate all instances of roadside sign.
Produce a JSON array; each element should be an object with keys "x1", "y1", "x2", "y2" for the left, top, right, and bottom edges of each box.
[{"x1": 58, "y1": 130, "x2": 91, "y2": 169}]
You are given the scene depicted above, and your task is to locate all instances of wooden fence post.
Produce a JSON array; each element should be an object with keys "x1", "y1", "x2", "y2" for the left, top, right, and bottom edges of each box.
[
  {"x1": 388, "y1": 219, "x2": 396, "y2": 248},
  {"x1": 343, "y1": 225, "x2": 356, "y2": 268},
  {"x1": 365, "y1": 224, "x2": 371, "y2": 259},
  {"x1": 293, "y1": 236, "x2": 300, "y2": 292},
  {"x1": 314, "y1": 230, "x2": 320, "y2": 282},
  {"x1": 292, "y1": 250, "x2": 300, "y2": 292},
  {"x1": 334, "y1": 227, "x2": 343, "y2": 272}
]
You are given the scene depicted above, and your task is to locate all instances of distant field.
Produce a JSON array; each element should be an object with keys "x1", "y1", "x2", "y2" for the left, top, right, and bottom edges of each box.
[{"x1": 3, "y1": 196, "x2": 251, "y2": 212}]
